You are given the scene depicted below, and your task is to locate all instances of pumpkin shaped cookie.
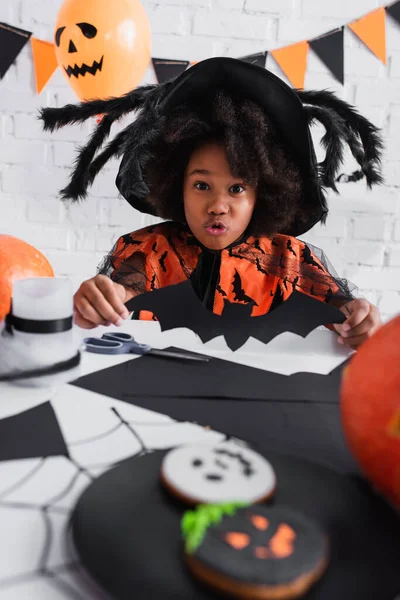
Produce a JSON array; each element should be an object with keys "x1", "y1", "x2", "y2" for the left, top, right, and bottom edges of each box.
[{"x1": 182, "y1": 504, "x2": 328, "y2": 600}]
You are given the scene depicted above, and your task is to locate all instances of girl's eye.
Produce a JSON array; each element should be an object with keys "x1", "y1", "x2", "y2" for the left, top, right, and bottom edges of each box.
[
  {"x1": 230, "y1": 184, "x2": 245, "y2": 194},
  {"x1": 194, "y1": 181, "x2": 210, "y2": 191}
]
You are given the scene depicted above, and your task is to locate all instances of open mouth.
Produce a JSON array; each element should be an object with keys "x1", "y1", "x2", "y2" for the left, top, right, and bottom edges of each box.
[
  {"x1": 64, "y1": 56, "x2": 104, "y2": 79},
  {"x1": 205, "y1": 221, "x2": 228, "y2": 236}
]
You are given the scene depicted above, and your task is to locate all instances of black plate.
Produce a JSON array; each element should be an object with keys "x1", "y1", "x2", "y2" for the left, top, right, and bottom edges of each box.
[{"x1": 71, "y1": 449, "x2": 400, "y2": 600}]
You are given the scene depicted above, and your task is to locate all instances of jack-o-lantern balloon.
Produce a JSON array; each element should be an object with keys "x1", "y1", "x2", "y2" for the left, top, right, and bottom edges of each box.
[
  {"x1": 54, "y1": 0, "x2": 151, "y2": 101},
  {"x1": 341, "y1": 315, "x2": 400, "y2": 509},
  {"x1": 0, "y1": 235, "x2": 54, "y2": 321}
]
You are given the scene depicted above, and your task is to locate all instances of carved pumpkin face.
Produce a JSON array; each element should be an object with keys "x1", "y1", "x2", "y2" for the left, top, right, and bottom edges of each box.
[
  {"x1": 54, "y1": 0, "x2": 151, "y2": 101},
  {"x1": 341, "y1": 315, "x2": 400, "y2": 509}
]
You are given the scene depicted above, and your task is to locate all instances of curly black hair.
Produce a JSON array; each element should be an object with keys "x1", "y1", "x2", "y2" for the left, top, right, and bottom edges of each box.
[{"x1": 144, "y1": 92, "x2": 305, "y2": 237}]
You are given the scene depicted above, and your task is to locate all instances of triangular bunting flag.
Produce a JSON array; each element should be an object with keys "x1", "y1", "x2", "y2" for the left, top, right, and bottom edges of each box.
[
  {"x1": 0, "y1": 22, "x2": 32, "y2": 78},
  {"x1": 240, "y1": 51, "x2": 267, "y2": 68},
  {"x1": 271, "y1": 41, "x2": 309, "y2": 89},
  {"x1": 348, "y1": 7, "x2": 387, "y2": 64},
  {"x1": 152, "y1": 58, "x2": 189, "y2": 83},
  {"x1": 31, "y1": 37, "x2": 58, "y2": 93},
  {"x1": 310, "y1": 28, "x2": 344, "y2": 84},
  {"x1": 386, "y1": 0, "x2": 400, "y2": 27}
]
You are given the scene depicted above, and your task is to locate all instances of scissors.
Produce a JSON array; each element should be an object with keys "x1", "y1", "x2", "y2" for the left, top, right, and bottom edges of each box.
[{"x1": 83, "y1": 332, "x2": 209, "y2": 362}]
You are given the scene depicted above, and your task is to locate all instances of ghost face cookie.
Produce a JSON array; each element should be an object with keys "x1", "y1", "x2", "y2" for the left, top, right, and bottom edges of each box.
[
  {"x1": 161, "y1": 442, "x2": 276, "y2": 505},
  {"x1": 182, "y1": 504, "x2": 328, "y2": 600}
]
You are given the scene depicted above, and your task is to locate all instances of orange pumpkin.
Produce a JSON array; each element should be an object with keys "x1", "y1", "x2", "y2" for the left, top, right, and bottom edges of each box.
[
  {"x1": 0, "y1": 235, "x2": 54, "y2": 321},
  {"x1": 341, "y1": 315, "x2": 400, "y2": 509},
  {"x1": 54, "y1": 0, "x2": 151, "y2": 101}
]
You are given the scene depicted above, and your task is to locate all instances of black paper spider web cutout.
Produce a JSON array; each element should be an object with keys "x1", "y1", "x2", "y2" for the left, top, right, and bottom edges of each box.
[{"x1": 0, "y1": 406, "x2": 231, "y2": 599}]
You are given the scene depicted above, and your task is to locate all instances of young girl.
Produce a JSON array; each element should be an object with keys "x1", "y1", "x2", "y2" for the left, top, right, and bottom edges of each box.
[{"x1": 41, "y1": 57, "x2": 382, "y2": 349}]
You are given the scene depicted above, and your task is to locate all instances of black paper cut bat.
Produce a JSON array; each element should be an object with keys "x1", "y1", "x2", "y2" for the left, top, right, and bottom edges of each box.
[{"x1": 125, "y1": 280, "x2": 346, "y2": 351}]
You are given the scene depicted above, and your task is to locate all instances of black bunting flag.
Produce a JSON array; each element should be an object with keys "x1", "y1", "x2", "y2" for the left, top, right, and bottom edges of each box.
[
  {"x1": 386, "y1": 0, "x2": 400, "y2": 26},
  {"x1": 310, "y1": 27, "x2": 344, "y2": 85},
  {"x1": 240, "y1": 51, "x2": 268, "y2": 68},
  {"x1": 152, "y1": 58, "x2": 189, "y2": 83},
  {"x1": 0, "y1": 22, "x2": 32, "y2": 79}
]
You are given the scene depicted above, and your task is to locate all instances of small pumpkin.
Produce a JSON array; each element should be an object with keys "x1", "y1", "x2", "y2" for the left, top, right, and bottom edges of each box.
[
  {"x1": 0, "y1": 235, "x2": 54, "y2": 321},
  {"x1": 341, "y1": 315, "x2": 400, "y2": 509}
]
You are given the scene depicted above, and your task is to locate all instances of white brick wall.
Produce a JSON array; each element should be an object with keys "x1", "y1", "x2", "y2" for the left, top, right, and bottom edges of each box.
[
  {"x1": 0, "y1": 0, "x2": 399, "y2": 320},
  {"x1": 302, "y1": 0, "x2": 381, "y2": 19}
]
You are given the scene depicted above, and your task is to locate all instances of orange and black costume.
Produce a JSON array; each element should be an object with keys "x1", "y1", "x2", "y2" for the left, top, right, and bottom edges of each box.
[{"x1": 99, "y1": 222, "x2": 353, "y2": 319}]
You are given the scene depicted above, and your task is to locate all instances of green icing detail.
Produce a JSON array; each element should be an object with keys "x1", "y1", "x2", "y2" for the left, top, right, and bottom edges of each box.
[{"x1": 181, "y1": 502, "x2": 249, "y2": 554}]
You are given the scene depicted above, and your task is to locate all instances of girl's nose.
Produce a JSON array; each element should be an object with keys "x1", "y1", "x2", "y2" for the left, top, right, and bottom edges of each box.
[{"x1": 207, "y1": 194, "x2": 229, "y2": 215}]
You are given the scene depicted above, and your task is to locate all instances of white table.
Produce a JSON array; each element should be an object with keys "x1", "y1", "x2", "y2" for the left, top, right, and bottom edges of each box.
[
  {"x1": 1, "y1": 322, "x2": 396, "y2": 600},
  {"x1": 0, "y1": 321, "x2": 242, "y2": 600}
]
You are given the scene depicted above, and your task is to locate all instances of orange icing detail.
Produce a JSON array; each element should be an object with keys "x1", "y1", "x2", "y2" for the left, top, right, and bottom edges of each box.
[
  {"x1": 269, "y1": 524, "x2": 297, "y2": 558},
  {"x1": 224, "y1": 532, "x2": 250, "y2": 550},
  {"x1": 255, "y1": 546, "x2": 272, "y2": 559},
  {"x1": 251, "y1": 515, "x2": 270, "y2": 531}
]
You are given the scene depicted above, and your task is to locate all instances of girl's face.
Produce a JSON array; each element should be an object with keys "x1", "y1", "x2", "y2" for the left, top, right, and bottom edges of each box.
[{"x1": 183, "y1": 142, "x2": 257, "y2": 250}]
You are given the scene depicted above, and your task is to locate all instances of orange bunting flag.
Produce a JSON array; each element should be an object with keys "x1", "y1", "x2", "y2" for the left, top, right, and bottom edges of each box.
[
  {"x1": 31, "y1": 37, "x2": 58, "y2": 93},
  {"x1": 348, "y1": 7, "x2": 387, "y2": 65},
  {"x1": 271, "y1": 41, "x2": 309, "y2": 89}
]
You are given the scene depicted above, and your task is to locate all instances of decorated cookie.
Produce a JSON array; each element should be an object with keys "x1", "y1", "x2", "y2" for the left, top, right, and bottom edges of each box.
[
  {"x1": 161, "y1": 442, "x2": 276, "y2": 505},
  {"x1": 182, "y1": 503, "x2": 328, "y2": 600}
]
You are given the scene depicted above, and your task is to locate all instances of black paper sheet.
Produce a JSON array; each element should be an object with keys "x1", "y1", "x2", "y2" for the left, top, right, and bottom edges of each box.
[
  {"x1": 72, "y1": 450, "x2": 400, "y2": 600},
  {"x1": 0, "y1": 402, "x2": 68, "y2": 462},
  {"x1": 74, "y1": 349, "x2": 345, "y2": 403},
  {"x1": 72, "y1": 353, "x2": 358, "y2": 473},
  {"x1": 0, "y1": 22, "x2": 32, "y2": 79},
  {"x1": 310, "y1": 28, "x2": 344, "y2": 85}
]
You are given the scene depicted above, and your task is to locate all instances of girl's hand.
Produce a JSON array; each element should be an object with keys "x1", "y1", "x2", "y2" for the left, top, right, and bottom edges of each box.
[
  {"x1": 333, "y1": 298, "x2": 382, "y2": 350},
  {"x1": 73, "y1": 275, "x2": 130, "y2": 329}
]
